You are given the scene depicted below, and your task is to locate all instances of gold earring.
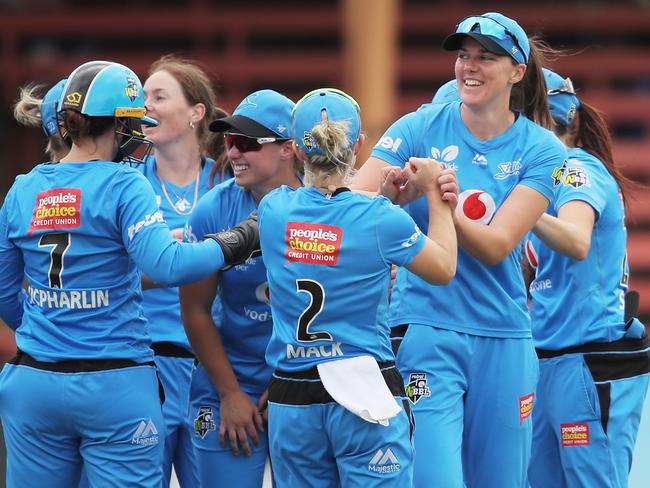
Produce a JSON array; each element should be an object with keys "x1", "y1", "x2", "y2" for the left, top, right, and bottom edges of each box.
[{"x1": 189, "y1": 121, "x2": 195, "y2": 129}]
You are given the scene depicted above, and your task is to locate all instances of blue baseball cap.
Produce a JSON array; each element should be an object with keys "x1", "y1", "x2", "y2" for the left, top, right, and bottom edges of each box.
[
  {"x1": 292, "y1": 88, "x2": 361, "y2": 156},
  {"x1": 443, "y1": 12, "x2": 530, "y2": 65},
  {"x1": 544, "y1": 68, "x2": 581, "y2": 127},
  {"x1": 209, "y1": 89, "x2": 294, "y2": 139},
  {"x1": 41, "y1": 78, "x2": 67, "y2": 137},
  {"x1": 432, "y1": 79, "x2": 460, "y2": 104}
]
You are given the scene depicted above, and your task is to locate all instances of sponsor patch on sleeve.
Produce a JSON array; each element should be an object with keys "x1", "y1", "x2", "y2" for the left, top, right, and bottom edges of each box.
[
  {"x1": 561, "y1": 423, "x2": 590, "y2": 446},
  {"x1": 562, "y1": 167, "x2": 590, "y2": 188},
  {"x1": 285, "y1": 222, "x2": 343, "y2": 266},
  {"x1": 29, "y1": 188, "x2": 81, "y2": 235},
  {"x1": 519, "y1": 393, "x2": 534, "y2": 423}
]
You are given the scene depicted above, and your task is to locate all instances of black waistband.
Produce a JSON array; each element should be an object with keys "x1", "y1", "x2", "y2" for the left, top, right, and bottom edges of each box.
[
  {"x1": 9, "y1": 350, "x2": 155, "y2": 373},
  {"x1": 152, "y1": 342, "x2": 195, "y2": 359},
  {"x1": 390, "y1": 324, "x2": 409, "y2": 339},
  {"x1": 536, "y1": 335, "x2": 650, "y2": 359},
  {"x1": 269, "y1": 360, "x2": 405, "y2": 405}
]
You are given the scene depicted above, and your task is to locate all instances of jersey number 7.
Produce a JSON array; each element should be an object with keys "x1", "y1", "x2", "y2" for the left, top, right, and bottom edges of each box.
[{"x1": 38, "y1": 232, "x2": 71, "y2": 289}]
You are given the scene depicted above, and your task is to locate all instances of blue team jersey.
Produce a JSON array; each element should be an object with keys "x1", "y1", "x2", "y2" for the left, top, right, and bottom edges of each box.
[
  {"x1": 529, "y1": 148, "x2": 628, "y2": 349},
  {"x1": 138, "y1": 156, "x2": 217, "y2": 350},
  {"x1": 0, "y1": 161, "x2": 224, "y2": 362},
  {"x1": 259, "y1": 186, "x2": 425, "y2": 372},
  {"x1": 184, "y1": 178, "x2": 271, "y2": 396},
  {"x1": 371, "y1": 101, "x2": 566, "y2": 338}
]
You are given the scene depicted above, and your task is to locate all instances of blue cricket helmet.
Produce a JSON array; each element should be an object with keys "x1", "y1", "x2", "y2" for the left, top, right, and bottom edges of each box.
[
  {"x1": 41, "y1": 78, "x2": 67, "y2": 138},
  {"x1": 59, "y1": 61, "x2": 157, "y2": 126}
]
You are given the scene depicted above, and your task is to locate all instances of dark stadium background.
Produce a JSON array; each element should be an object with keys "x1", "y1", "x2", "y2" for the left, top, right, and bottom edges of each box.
[{"x1": 0, "y1": 1, "x2": 649, "y2": 484}]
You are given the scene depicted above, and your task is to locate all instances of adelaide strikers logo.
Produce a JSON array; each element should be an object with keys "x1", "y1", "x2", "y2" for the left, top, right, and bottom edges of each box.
[
  {"x1": 194, "y1": 406, "x2": 216, "y2": 439},
  {"x1": 124, "y1": 77, "x2": 139, "y2": 102},
  {"x1": 456, "y1": 189, "x2": 496, "y2": 225},
  {"x1": 405, "y1": 373, "x2": 431, "y2": 404}
]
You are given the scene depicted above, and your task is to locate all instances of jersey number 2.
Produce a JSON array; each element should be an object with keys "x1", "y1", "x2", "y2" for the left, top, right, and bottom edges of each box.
[
  {"x1": 38, "y1": 232, "x2": 71, "y2": 288},
  {"x1": 296, "y1": 279, "x2": 332, "y2": 342}
]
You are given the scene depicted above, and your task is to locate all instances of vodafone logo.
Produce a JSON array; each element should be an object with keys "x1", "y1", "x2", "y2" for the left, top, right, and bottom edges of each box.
[
  {"x1": 456, "y1": 189, "x2": 496, "y2": 224},
  {"x1": 255, "y1": 282, "x2": 270, "y2": 305},
  {"x1": 525, "y1": 239, "x2": 538, "y2": 270}
]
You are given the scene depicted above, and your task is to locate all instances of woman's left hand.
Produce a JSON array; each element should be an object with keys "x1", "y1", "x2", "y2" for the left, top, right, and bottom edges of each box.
[{"x1": 438, "y1": 168, "x2": 459, "y2": 212}]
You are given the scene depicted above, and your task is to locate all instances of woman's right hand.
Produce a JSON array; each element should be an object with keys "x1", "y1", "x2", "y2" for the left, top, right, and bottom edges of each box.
[
  {"x1": 405, "y1": 157, "x2": 443, "y2": 194},
  {"x1": 219, "y1": 389, "x2": 264, "y2": 457}
]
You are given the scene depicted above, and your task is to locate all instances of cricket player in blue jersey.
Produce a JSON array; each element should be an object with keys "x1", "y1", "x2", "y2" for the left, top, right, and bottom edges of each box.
[
  {"x1": 390, "y1": 78, "x2": 462, "y2": 356},
  {"x1": 527, "y1": 69, "x2": 650, "y2": 488},
  {"x1": 13, "y1": 78, "x2": 70, "y2": 162},
  {"x1": 180, "y1": 89, "x2": 302, "y2": 487},
  {"x1": 136, "y1": 55, "x2": 232, "y2": 488},
  {"x1": 259, "y1": 88, "x2": 458, "y2": 488},
  {"x1": 0, "y1": 60, "x2": 259, "y2": 488},
  {"x1": 353, "y1": 12, "x2": 567, "y2": 488}
]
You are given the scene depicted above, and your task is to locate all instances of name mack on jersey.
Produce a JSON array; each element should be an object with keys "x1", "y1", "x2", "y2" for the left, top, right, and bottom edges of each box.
[{"x1": 287, "y1": 342, "x2": 344, "y2": 359}]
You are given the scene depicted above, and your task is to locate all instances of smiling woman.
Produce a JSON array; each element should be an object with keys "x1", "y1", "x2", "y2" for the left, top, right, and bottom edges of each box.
[
  {"x1": 179, "y1": 89, "x2": 302, "y2": 488},
  {"x1": 351, "y1": 11, "x2": 566, "y2": 488}
]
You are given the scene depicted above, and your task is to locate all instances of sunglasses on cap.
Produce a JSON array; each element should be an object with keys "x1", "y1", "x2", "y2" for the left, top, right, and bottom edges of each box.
[
  {"x1": 548, "y1": 77, "x2": 576, "y2": 96},
  {"x1": 292, "y1": 87, "x2": 361, "y2": 116},
  {"x1": 225, "y1": 133, "x2": 289, "y2": 153},
  {"x1": 456, "y1": 15, "x2": 527, "y2": 64}
]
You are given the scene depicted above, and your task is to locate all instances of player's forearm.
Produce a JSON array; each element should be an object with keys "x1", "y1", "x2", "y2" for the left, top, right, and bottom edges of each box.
[
  {"x1": 533, "y1": 213, "x2": 591, "y2": 260},
  {"x1": 183, "y1": 312, "x2": 242, "y2": 398}
]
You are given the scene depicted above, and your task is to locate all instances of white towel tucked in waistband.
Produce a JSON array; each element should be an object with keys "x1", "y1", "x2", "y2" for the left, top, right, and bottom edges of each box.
[{"x1": 317, "y1": 355, "x2": 401, "y2": 426}]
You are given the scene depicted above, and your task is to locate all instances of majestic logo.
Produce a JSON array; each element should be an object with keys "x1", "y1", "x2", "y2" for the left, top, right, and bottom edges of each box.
[
  {"x1": 456, "y1": 189, "x2": 496, "y2": 225},
  {"x1": 194, "y1": 406, "x2": 217, "y2": 439},
  {"x1": 494, "y1": 160, "x2": 522, "y2": 180},
  {"x1": 285, "y1": 222, "x2": 343, "y2": 266},
  {"x1": 368, "y1": 448, "x2": 400, "y2": 474},
  {"x1": 132, "y1": 419, "x2": 159, "y2": 446},
  {"x1": 552, "y1": 161, "x2": 568, "y2": 187},
  {"x1": 405, "y1": 373, "x2": 431, "y2": 405},
  {"x1": 472, "y1": 153, "x2": 488, "y2": 166},
  {"x1": 519, "y1": 393, "x2": 534, "y2": 423},
  {"x1": 561, "y1": 423, "x2": 590, "y2": 446},
  {"x1": 29, "y1": 188, "x2": 82, "y2": 236},
  {"x1": 65, "y1": 92, "x2": 82, "y2": 106},
  {"x1": 124, "y1": 77, "x2": 139, "y2": 102}
]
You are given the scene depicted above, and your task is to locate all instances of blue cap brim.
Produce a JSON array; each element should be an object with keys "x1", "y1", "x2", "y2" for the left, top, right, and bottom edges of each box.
[{"x1": 443, "y1": 32, "x2": 510, "y2": 58}]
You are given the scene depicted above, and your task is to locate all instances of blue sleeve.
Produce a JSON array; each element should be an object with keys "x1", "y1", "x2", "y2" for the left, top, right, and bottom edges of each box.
[
  {"x1": 554, "y1": 159, "x2": 607, "y2": 218},
  {"x1": 185, "y1": 188, "x2": 222, "y2": 243},
  {"x1": 0, "y1": 195, "x2": 25, "y2": 329},
  {"x1": 518, "y1": 132, "x2": 567, "y2": 203},
  {"x1": 115, "y1": 171, "x2": 225, "y2": 286},
  {"x1": 370, "y1": 111, "x2": 424, "y2": 168},
  {"x1": 375, "y1": 198, "x2": 426, "y2": 267}
]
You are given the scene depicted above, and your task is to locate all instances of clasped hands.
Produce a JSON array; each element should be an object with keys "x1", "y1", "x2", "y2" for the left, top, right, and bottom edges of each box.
[{"x1": 378, "y1": 157, "x2": 459, "y2": 210}]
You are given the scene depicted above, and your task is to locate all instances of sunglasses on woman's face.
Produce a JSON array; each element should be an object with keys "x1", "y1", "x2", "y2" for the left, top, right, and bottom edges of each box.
[
  {"x1": 455, "y1": 15, "x2": 528, "y2": 64},
  {"x1": 225, "y1": 133, "x2": 287, "y2": 153}
]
